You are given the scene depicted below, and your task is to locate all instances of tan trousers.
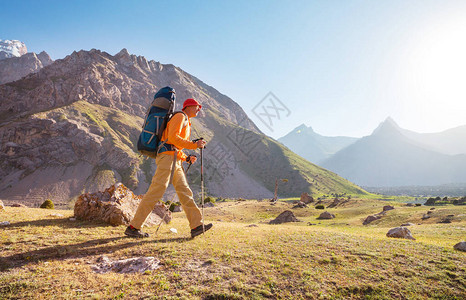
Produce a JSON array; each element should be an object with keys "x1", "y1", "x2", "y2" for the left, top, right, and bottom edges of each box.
[{"x1": 130, "y1": 154, "x2": 203, "y2": 230}]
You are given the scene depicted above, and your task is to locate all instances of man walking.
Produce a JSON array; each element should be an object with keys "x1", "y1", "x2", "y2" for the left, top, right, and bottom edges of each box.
[{"x1": 125, "y1": 98, "x2": 212, "y2": 238}]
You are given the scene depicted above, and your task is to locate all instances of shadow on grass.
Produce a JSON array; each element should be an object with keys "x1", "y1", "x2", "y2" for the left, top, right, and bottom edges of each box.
[
  {"x1": 6, "y1": 218, "x2": 114, "y2": 229},
  {"x1": 0, "y1": 231, "x2": 192, "y2": 272}
]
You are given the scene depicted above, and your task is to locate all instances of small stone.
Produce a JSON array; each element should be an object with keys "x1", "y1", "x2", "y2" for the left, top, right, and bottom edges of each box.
[
  {"x1": 246, "y1": 224, "x2": 258, "y2": 227},
  {"x1": 49, "y1": 213, "x2": 64, "y2": 217},
  {"x1": 430, "y1": 208, "x2": 435, "y2": 210},
  {"x1": 300, "y1": 193, "x2": 314, "y2": 204},
  {"x1": 0, "y1": 221, "x2": 10, "y2": 226},
  {"x1": 269, "y1": 210, "x2": 300, "y2": 224},
  {"x1": 363, "y1": 214, "x2": 382, "y2": 225},
  {"x1": 69, "y1": 217, "x2": 76, "y2": 221},
  {"x1": 317, "y1": 211, "x2": 335, "y2": 220},
  {"x1": 383, "y1": 205, "x2": 395, "y2": 212},
  {"x1": 453, "y1": 242, "x2": 466, "y2": 252},
  {"x1": 169, "y1": 228, "x2": 177, "y2": 234},
  {"x1": 10, "y1": 203, "x2": 27, "y2": 208},
  {"x1": 422, "y1": 214, "x2": 431, "y2": 220},
  {"x1": 401, "y1": 223, "x2": 415, "y2": 226}
]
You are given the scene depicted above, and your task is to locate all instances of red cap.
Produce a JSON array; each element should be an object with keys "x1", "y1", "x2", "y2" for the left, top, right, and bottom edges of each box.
[{"x1": 182, "y1": 98, "x2": 202, "y2": 111}]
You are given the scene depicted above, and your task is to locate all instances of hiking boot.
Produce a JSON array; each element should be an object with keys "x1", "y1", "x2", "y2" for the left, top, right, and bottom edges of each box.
[
  {"x1": 191, "y1": 223, "x2": 213, "y2": 238},
  {"x1": 125, "y1": 226, "x2": 149, "y2": 238}
]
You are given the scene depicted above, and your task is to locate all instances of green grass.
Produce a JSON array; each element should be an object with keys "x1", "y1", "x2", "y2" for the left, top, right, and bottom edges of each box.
[{"x1": 1, "y1": 199, "x2": 464, "y2": 299}]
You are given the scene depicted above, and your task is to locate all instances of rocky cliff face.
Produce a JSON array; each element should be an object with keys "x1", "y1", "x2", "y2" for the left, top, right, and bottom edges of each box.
[
  {"x1": 0, "y1": 48, "x2": 366, "y2": 205},
  {"x1": 0, "y1": 51, "x2": 53, "y2": 84}
]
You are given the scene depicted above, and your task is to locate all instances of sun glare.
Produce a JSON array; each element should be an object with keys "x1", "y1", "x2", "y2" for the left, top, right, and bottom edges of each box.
[{"x1": 403, "y1": 14, "x2": 466, "y2": 130}]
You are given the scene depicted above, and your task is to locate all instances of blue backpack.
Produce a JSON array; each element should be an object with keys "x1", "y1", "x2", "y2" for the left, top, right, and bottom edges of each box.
[{"x1": 137, "y1": 86, "x2": 176, "y2": 158}]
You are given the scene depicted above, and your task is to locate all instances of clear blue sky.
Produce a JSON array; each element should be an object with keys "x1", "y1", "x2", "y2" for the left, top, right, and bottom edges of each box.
[{"x1": 2, "y1": 0, "x2": 466, "y2": 138}]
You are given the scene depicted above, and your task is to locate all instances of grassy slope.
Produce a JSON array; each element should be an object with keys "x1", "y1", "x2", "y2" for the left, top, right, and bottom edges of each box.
[{"x1": 1, "y1": 200, "x2": 464, "y2": 299}]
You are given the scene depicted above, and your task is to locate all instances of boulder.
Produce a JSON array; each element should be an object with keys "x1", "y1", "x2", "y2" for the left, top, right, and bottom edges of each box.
[
  {"x1": 74, "y1": 183, "x2": 171, "y2": 226},
  {"x1": 300, "y1": 193, "x2": 314, "y2": 204},
  {"x1": 453, "y1": 242, "x2": 466, "y2": 252},
  {"x1": 172, "y1": 205, "x2": 182, "y2": 212},
  {"x1": 363, "y1": 214, "x2": 382, "y2": 225},
  {"x1": 0, "y1": 200, "x2": 4, "y2": 211},
  {"x1": 269, "y1": 210, "x2": 300, "y2": 224},
  {"x1": 383, "y1": 205, "x2": 395, "y2": 212},
  {"x1": 386, "y1": 227, "x2": 415, "y2": 240},
  {"x1": 317, "y1": 211, "x2": 335, "y2": 220}
]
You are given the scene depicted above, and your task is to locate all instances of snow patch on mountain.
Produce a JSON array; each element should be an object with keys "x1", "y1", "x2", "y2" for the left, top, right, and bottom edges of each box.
[{"x1": 0, "y1": 39, "x2": 27, "y2": 60}]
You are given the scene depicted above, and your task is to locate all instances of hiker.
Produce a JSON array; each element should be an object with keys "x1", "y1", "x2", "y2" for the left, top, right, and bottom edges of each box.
[{"x1": 125, "y1": 98, "x2": 213, "y2": 238}]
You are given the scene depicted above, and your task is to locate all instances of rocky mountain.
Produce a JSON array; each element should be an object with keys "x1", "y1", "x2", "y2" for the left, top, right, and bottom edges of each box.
[
  {"x1": 321, "y1": 118, "x2": 466, "y2": 187},
  {"x1": 278, "y1": 124, "x2": 358, "y2": 164},
  {"x1": 0, "y1": 51, "x2": 53, "y2": 84},
  {"x1": 0, "y1": 48, "x2": 367, "y2": 205},
  {"x1": 0, "y1": 39, "x2": 27, "y2": 60}
]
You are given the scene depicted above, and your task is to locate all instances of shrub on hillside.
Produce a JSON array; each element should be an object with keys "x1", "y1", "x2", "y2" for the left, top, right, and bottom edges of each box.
[
  {"x1": 40, "y1": 199, "x2": 55, "y2": 209},
  {"x1": 205, "y1": 196, "x2": 215, "y2": 203},
  {"x1": 315, "y1": 204, "x2": 325, "y2": 210}
]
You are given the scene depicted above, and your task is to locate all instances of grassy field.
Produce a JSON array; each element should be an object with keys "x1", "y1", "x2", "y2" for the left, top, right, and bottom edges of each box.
[{"x1": 1, "y1": 199, "x2": 465, "y2": 299}]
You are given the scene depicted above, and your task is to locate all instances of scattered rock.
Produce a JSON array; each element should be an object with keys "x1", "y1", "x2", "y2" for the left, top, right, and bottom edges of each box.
[
  {"x1": 69, "y1": 217, "x2": 76, "y2": 221},
  {"x1": 74, "y1": 183, "x2": 171, "y2": 226},
  {"x1": 446, "y1": 214, "x2": 454, "y2": 218},
  {"x1": 383, "y1": 205, "x2": 395, "y2": 212},
  {"x1": 453, "y1": 242, "x2": 466, "y2": 252},
  {"x1": 293, "y1": 201, "x2": 308, "y2": 208},
  {"x1": 0, "y1": 200, "x2": 4, "y2": 211},
  {"x1": 401, "y1": 223, "x2": 415, "y2": 226},
  {"x1": 204, "y1": 202, "x2": 215, "y2": 208},
  {"x1": 0, "y1": 221, "x2": 10, "y2": 226},
  {"x1": 169, "y1": 228, "x2": 177, "y2": 234},
  {"x1": 300, "y1": 193, "x2": 314, "y2": 204},
  {"x1": 317, "y1": 211, "x2": 335, "y2": 220},
  {"x1": 430, "y1": 208, "x2": 435, "y2": 210},
  {"x1": 386, "y1": 227, "x2": 415, "y2": 240},
  {"x1": 427, "y1": 211, "x2": 433, "y2": 215},
  {"x1": 269, "y1": 210, "x2": 300, "y2": 224},
  {"x1": 307, "y1": 223, "x2": 317, "y2": 226},
  {"x1": 406, "y1": 203, "x2": 415, "y2": 207},
  {"x1": 10, "y1": 203, "x2": 27, "y2": 208},
  {"x1": 49, "y1": 213, "x2": 64, "y2": 217},
  {"x1": 438, "y1": 219, "x2": 452, "y2": 224},
  {"x1": 246, "y1": 224, "x2": 258, "y2": 227},
  {"x1": 92, "y1": 255, "x2": 161, "y2": 274},
  {"x1": 363, "y1": 214, "x2": 382, "y2": 225},
  {"x1": 422, "y1": 214, "x2": 431, "y2": 220}
]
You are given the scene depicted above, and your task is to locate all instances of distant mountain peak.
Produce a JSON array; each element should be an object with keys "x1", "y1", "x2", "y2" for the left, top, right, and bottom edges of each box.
[
  {"x1": 0, "y1": 39, "x2": 27, "y2": 60},
  {"x1": 373, "y1": 116, "x2": 401, "y2": 136},
  {"x1": 294, "y1": 123, "x2": 311, "y2": 133}
]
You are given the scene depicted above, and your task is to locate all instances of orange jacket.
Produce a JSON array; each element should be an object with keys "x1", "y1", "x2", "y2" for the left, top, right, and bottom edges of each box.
[{"x1": 160, "y1": 112, "x2": 197, "y2": 161}]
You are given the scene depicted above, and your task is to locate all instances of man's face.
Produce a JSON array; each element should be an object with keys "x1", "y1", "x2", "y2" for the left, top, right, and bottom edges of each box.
[{"x1": 185, "y1": 105, "x2": 201, "y2": 117}]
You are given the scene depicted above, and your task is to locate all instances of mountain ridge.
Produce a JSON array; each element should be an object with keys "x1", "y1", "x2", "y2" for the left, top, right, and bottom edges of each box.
[{"x1": 0, "y1": 48, "x2": 367, "y2": 204}]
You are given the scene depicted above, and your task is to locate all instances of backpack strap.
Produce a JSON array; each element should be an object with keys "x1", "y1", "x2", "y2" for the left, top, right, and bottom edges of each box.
[{"x1": 157, "y1": 111, "x2": 189, "y2": 154}]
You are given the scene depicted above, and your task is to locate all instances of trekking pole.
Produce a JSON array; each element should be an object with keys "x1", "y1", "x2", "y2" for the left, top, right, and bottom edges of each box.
[{"x1": 201, "y1": 146, "x2": 205, "y2": 234}]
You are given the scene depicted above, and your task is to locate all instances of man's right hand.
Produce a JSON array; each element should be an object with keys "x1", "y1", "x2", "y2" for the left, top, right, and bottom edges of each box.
[{"x1": 195, "y1": 139, "x2": 206, "y2": 148}]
